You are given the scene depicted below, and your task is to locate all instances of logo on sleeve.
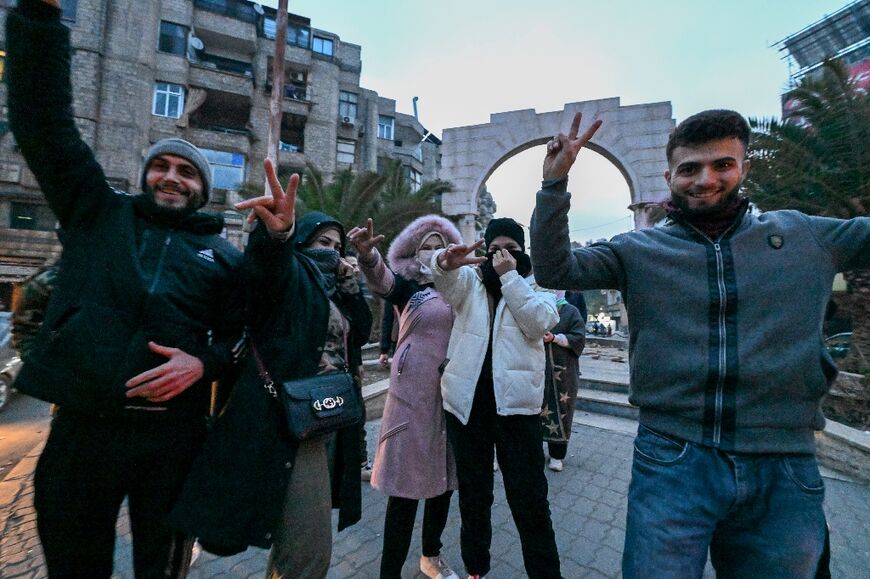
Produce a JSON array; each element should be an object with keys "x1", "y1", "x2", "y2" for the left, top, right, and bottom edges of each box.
[
  {"x1": 197, "y1": 248, "x2": 215, "y2": 263},
  {"x1": 767, "y1": 234, "x2": 784, "y2": 249}
]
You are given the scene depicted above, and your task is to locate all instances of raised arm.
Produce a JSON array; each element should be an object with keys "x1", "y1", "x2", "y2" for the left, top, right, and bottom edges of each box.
[
  {"x1": 7, "y1": 0, "x2": 115, "y2": 228},
  {"x1": 530, "y1": 112, "x2": 624, "y2": 290},
  {"x1": 348, "y1": 219, "x2": 395, "y2": 297},
  {"x1": 235, "y1": 159, "x2": 301, "y2": 305}
]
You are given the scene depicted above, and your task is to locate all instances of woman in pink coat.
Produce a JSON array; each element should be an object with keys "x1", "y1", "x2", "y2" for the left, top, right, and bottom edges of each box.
[{"x1": 348, "y1": 215, "x2": 460, "y2": 579}]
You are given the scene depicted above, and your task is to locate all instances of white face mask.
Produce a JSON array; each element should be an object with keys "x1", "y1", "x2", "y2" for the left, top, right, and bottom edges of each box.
[{"x1": 417, "y1": 249, "x2": 435, "y2": 277}]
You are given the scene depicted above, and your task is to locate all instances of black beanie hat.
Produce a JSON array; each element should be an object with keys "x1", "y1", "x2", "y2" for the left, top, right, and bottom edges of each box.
[{"x1": 484, "y1": 217, "x2": 525, "y2": 251}]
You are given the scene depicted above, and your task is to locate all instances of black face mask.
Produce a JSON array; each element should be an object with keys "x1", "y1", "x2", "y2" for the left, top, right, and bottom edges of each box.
[
  {"x1": 480, "y1": 250, "x2": 532, "y2": 299},
  {"x1": 301, "y1": 248, "x2": 340, "y2": 296}
]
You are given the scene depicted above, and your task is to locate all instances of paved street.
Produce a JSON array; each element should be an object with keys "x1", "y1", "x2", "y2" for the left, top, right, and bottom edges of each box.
[
  {"x1": 2, "y1": 348, "x2": 868, "y2": 578},
  {"x1": 2, "y1": 413, "x2": 869, "y2": 578}
]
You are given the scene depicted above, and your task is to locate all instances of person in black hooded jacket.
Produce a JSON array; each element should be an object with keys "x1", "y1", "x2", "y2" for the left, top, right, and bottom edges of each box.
[
  {"x1": 169, "y1": 161, "x2": 371, "y2": 579},
  {"x1": 6, "y1": 1, "x2": 244, "y2": 577}
]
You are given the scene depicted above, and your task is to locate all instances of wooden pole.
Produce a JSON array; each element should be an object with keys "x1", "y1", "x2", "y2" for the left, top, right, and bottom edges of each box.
[{"x1": 266, "y1": 0, "x2": 289, "y2": 194}]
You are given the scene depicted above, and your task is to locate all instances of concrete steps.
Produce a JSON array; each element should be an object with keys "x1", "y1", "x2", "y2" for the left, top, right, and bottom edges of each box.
[{"x1": 576, "y1": 387, "x2": 638, "y2": 420}]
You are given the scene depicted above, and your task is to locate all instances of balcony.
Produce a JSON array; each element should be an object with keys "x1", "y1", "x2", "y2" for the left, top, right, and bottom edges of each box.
[
  {"x1": 193, "y1": 3, "x2": 257, "y2": 54},
  {"x1": 189, "y1": 53, "x2": 253, "y2": 96},
  {"x1": 187, "y1": 89, "x2": 253, "y2": 148}
]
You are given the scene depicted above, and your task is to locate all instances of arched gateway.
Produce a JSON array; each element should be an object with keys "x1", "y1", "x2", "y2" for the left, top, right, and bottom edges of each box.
[{"x1": 440, "y1": 98, "x2": 675, "y2": 242}]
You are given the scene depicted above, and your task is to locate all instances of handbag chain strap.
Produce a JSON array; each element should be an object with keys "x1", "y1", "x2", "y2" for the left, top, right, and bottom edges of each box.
[{"x1": 250, "y1": 343, "x2": 278, "y2": 399}]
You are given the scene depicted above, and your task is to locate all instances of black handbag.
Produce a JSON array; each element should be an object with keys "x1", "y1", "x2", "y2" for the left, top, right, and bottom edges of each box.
[{"x1": 251, "y1": 345, "x2": 362, "y2": 441}]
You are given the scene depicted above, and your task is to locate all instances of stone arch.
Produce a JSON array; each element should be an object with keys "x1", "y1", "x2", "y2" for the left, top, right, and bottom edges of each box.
[{"x1": 440, "y1": 98, "x2": 674, "y2": 242}]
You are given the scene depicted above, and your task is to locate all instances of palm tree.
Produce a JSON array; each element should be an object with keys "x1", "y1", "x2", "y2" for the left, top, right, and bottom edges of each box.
[
  {"x1": 295, "y1": 159, "x2": 451, "y2": 248},
  {"x1": 747, "y1": 59, "x2": 870, "y2": 374}
]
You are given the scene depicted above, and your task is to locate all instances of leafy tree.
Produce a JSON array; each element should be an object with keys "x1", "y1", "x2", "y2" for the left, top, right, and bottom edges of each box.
[{"x1": 747, "y1": 59, "x2": 870, "y2": 374}]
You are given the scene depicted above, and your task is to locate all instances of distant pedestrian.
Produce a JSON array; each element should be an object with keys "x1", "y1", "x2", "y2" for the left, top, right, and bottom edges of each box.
[
  {"x1": 433, "y1": 217, "x2": 562, "y2": 579},
  {"x1": 541, "y1": 291, "x2": 585, "y2": 472},
  {"x1": 348, "y1": 215, "x2": 461, "y2": 579}
]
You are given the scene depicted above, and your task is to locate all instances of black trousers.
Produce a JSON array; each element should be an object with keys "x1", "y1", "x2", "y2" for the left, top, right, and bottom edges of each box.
[
  {"x1": 379, "y1": 491, "x2": 453, "y2": 579},
  {"x1": 547, "y1": 441, "x2": 568, "y2": 460},
  {"x1": 34, "y1": 409, "x2": 205, "y2": 579},
  {"x1": 445, "y1": 379, "x2": 562, "y2": 578}
]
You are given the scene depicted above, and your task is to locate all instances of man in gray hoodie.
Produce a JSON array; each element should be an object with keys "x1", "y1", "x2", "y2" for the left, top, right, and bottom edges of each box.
[{"x1": 530, "y1": 109, "x2": 870, "y2": 578}]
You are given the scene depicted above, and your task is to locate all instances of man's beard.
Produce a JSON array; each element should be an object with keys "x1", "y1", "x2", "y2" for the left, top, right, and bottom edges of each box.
[
  {"x1": 670, "y1": 182, "x2": 742, "y2": 217},
  {"x1": 144, "y1": 183, "x2": 203, "y2": 215}
]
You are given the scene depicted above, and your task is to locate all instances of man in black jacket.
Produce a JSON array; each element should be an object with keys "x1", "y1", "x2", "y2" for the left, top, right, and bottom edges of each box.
[{"x1": 6, "y1": 1, "x2": 244, "y2": 577}]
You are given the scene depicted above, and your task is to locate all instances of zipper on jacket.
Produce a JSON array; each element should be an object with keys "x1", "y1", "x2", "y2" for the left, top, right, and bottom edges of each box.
[
  {"x1": 149, "y1": 234, "x2": 172, "y2": 294},
  {"x1": 712, "y1": 241, "x2": 727, "y2": 445},
  {"x1": 682, "y1": 217, "x2": 741, "y2": 447}
]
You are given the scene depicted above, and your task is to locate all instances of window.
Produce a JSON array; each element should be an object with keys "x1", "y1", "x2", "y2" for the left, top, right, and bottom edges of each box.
[
  {"x1": 280, "y1": 113, "x2": 306, "y2": 153},
  {"x1": 10, "y1": 202, "x2": 56, "y2": 231},
  {"x1": 61, "y1": 0, "x2": 78, "y2": 22},
  {"x1": 339, "y1": 91, "x2": 358, "y2": 120},
  {"x1": 336, "y1": 139, "x2": 355, "y2": 165},
  {"x1": 152, "y1": 83, "x2": 185, "y2": 119},
  {"x1": 194, "y1": 0, "x2": 258, "y2": 23},
  {"x1": 407, "y1": 166, "x2": 422, "y2": 192},
  {"x1": 312, "y1": 36, "x2": 334, "y2": 56},
  {"x1": 263, "y1": 18, "x2": 311, "y2": 49},
  {"x1": 158, "y1": 21, "x2": 188, "y2": 56},
  {"x1": 200, "y1": 148, "x2": 245, "y2": 191},
  {"x1": 378, "y1": 115, "x2": 394, "y2": 140}
]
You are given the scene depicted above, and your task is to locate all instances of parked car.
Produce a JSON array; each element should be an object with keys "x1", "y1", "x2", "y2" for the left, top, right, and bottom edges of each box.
[
  {"x1": 825, "y1": 332, "x2": 852, "y2": 359},
  {"x1": 0, "y1": 355, "x2": 23, "y2": 412}
]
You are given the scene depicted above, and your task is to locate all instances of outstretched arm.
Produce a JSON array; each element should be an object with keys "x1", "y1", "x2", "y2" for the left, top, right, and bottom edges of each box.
[{"x1": 348, "y1": 219, "x2": 395, "y2": 297}]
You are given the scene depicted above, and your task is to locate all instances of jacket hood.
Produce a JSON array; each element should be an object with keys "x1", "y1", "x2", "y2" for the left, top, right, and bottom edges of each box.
[
  {"x1": 295, "y1": 211, "x2": 345, "y2": 255},
  {"x1": 388, "y1": 214, "x2": 461, "y2": 283}
]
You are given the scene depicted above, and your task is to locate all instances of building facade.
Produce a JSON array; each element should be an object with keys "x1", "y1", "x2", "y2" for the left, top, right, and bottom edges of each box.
[
  {"x1": 0, "y1": 0, "x2": 440, "y2": 308},
  {"x1": 777, "y1": 0, "x2": 870, "y2": 91}
]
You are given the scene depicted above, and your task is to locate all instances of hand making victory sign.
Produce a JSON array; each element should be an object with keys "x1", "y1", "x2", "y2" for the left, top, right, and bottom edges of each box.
[
  {"x1": 235, "y1": 158, "x2": 297, "y2": 235},
  {"x1": 347, "y1": 218, "x2": 386, "y2": 259},
  {"x1": 437, "y1": 239, "x2": 487, "y2": 271},
  {"x1": 542, "y1": 112, "x2": 603, "y2": 181}
]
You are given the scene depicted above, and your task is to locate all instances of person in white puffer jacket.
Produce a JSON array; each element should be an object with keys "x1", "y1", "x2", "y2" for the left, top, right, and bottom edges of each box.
[{"x1": 432, "y1": 218, "x2": 562, "y2": 579}]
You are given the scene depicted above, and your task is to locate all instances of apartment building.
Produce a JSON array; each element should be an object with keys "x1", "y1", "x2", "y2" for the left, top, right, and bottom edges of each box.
[{"x1": 0, "y1": 0, "x2": 441, "y2": 308}]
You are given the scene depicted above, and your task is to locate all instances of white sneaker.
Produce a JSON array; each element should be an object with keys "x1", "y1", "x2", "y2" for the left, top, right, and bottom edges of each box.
[
  {"x1": 420, "y1": 555, "x2": 459, "y2": 579},
  {"x1": 360, "y1": 461, "x2": 373, "y2": 481},
  {"x1": 548, "y1": 457, "x2": 563, "y2": 472}
]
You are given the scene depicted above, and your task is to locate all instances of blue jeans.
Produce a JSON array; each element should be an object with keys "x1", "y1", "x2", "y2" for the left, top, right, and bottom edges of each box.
[{"x1": 623, "y1": 425, "x2": 826, "y2": 579}]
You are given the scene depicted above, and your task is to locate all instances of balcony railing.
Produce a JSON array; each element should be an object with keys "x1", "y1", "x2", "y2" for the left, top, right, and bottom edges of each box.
[
  {"x1": 197, "y1": 53, "x2": 253, "y2": 77},
  {"x1": 194, "y1": 0, "x2": 258, "y2": 23}
]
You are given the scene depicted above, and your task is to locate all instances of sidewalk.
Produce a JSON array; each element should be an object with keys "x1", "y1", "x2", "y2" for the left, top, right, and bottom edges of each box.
[{"x1": 2, "y1": 351, "x2": 869, "y2": 577}]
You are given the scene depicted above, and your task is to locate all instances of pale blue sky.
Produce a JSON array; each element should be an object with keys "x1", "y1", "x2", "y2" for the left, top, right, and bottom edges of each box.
[{"x1": 263, "y1": 0, "x2": 850, "y2": 240}]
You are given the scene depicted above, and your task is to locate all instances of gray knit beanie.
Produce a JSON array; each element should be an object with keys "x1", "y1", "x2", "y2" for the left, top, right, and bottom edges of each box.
[{"x1": 141, "y1": 138, "x2": 212, "y2": 206}]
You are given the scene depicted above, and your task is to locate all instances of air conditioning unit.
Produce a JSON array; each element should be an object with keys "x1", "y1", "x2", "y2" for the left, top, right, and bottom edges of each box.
[
  {"x1": 187, "y1": 33, "x2": 204, "y2": 62},
  {"x1": 291, "y1": 72, "x2": 305, "y2": 83},
  {"x1": 341, "y1": 116, "x2": 354, "y2": 126}
]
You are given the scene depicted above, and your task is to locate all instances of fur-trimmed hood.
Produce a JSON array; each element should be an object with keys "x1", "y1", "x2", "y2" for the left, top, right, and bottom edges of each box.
[{"x1": 387, "y1": 214, "x2": 462, "y2": 284}]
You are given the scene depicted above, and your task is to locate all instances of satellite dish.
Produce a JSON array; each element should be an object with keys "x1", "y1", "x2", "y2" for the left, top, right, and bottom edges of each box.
[
  {"x1": 253, "y1": 3, "x2": 265, "y2": 15},
  {"x1": 189, "y1": 36, "x2": 204, "y2": 51}
]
